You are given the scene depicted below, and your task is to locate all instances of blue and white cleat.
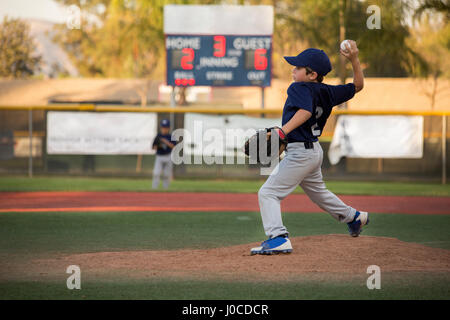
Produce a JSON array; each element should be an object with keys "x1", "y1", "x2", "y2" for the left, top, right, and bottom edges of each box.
[
  {"x1": 347, "y1": 211, "x2": 369, "y2": 237},
  {"x1": 250, "y1": 235, "x2": 293, "y2": 255}
]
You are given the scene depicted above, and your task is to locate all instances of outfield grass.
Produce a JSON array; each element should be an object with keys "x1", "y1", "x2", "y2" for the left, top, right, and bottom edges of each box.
[
  {"x1": 1, "y1": 211, "x2": 450, "y2": 255},
  {"x1": 1, "y1": 176, "x2": 450, "y2": 196}
]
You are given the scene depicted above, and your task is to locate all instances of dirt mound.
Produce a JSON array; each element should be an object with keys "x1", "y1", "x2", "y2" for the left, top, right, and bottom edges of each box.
[{"x1": 26, "y1": 235, "x2": 450, "y2": 281}]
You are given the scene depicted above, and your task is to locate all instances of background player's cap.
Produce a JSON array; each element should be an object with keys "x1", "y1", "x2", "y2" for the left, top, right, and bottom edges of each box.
[
  {"x1": 284, "y1": 48, "x2": 332, "y2": 76},
  {"x1": 160, "y1": 119, "x2": 170, "y2": 127}
]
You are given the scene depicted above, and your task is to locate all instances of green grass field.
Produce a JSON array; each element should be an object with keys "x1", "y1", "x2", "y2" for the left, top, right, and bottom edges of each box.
[
  {"x1": 0, "y1": 210, "x2": 449, "y2": 299},
  {"x1": 1, "y1": 175, "x2": 450, "y2": 196},
  {"x1": 2, "y1": 273, "x2": 449, "y2": 300},
  {"x1": 1, "y1": 211, "x2": 450, "y2": 254},
  {"x1": 0, "y1": 176, "x2": 449, "y2": 300}
]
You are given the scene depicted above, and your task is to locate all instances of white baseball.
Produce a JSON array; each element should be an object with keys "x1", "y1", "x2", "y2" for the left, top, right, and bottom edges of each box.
[{"x1": 340, "y1": 40, "x2": 351, "y2": 51}]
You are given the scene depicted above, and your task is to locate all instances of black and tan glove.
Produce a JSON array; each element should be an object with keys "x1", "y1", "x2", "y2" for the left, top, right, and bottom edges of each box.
[{"x1": 244, "y1": 126, "x2": 287, "y2": 164}]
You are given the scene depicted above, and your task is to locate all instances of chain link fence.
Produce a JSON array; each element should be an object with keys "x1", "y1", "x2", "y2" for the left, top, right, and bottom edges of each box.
[{"x1": 0, "y1": 106, "x2": 448, "y2": 183}]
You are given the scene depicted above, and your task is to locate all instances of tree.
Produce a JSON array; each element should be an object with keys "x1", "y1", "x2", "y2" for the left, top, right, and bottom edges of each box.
[
  {"x1": 409, "y1": 10, "x2": 450, "y2": 109},
  {"x1": 270, "y1": 0, "x2": 422, "y2": 79},
  {"x1": 0, "y1": 17, "x2": 41, "y2": 78},
  {"x1": 53, "y1": 0, "x2": 219, "y2": 79},
  {"x1": 414, "y1": 0, "x2": 450, "y2": 20}
]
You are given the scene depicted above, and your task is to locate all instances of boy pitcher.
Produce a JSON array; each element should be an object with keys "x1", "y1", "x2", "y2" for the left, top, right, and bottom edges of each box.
[{"x1": 251, "y1": 41, "x2": 369, "y2": 255}]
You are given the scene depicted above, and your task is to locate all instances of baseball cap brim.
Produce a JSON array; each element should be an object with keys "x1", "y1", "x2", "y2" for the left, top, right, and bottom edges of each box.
[{"x1": 284, "y1": 56, "x2": 306, "y2": 67}]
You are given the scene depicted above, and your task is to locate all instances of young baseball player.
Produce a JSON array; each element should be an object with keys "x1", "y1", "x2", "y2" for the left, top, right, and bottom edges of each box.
[
  {"x1": 152, "y1": 119, "x2": 176, "y2": 189},
  {"x1": 251, "y1": 41, "x2": 368, "y2": 255}
]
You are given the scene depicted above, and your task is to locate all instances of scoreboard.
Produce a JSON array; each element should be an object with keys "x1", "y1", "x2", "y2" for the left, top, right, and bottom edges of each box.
[{"x1": 166, "y1": 35, "x2": 272, "y2": 87}]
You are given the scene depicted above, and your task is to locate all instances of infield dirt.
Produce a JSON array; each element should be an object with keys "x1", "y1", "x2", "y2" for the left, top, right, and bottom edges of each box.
[
  {"x1": 2, "y1": 234, "x2": 449, "y2": 282},
  {"x1": 1, "y1": 192, "x2": 449, "y2": 214}
]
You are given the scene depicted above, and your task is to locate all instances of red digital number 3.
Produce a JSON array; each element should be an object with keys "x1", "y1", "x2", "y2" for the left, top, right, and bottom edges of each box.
[
  {"x1": 181, "y1": 48, "x2": 194, "y2": 70},
  {"x1": 254, "y1": 49, "x2": 267, "y2": 70},
  {"x1": 213, "y1": 36, "x2": 226, "y2": 57}
]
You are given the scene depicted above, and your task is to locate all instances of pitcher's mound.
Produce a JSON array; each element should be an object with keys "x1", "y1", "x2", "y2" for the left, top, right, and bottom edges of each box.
[{"x1": 32, "y1": 234, "x2": 450, "y2": 281}]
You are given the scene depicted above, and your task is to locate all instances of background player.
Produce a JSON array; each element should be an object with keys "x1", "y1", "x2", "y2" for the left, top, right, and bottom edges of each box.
[
  {"x1": 152, "y1": 119, "x2": 175, "y2": 189},
  {"x1": 251, "y1": 40, "x2": 369, "y2": 255}
]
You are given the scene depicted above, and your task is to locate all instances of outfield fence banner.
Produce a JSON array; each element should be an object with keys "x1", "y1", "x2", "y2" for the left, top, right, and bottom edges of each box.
[
  {"x1": 183, "y1": 113, "x2": 281, "y2": 158},
  {"x1": 14, "y1": 137, "x2": 42, "y2": 157},
  {"x1": 47, "y1": 112, "x2": 158, "y2": 155},
  {"x1": 328, "y1": 115, "x2": 424, "y2": 165}
]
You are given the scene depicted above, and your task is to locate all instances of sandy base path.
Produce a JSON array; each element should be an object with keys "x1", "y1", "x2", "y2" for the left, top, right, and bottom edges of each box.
[{"x1": 0, "y1": 192, "x2": 449, "y2": 214}]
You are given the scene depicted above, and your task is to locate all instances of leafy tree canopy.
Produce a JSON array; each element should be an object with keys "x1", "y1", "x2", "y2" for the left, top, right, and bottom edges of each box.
[{"x1": 0, "y1": 17, "x2": 41, "y2": 78}]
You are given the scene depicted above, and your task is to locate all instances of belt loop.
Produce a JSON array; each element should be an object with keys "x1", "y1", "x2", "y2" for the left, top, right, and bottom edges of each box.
[{"x1": 304, "y1": 141, "x2": 314, "y2": 149}]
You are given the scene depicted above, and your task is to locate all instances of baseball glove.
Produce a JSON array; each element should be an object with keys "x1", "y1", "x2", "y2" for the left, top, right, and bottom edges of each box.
[
  {"x1": 153, "y1": 135, "x2": 161, "y2": 147},
  {"x1": 244, "y1": 126, "x2": 287, "y2": 164}
]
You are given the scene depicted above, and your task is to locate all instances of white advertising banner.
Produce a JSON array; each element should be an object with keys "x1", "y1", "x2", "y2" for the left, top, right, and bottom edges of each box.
[
  {"x1": 328, "y1": 115, "x2": 424, "y2": 165},
  {"x1": 14, "y1": 137, "x2": 42, "y2": 157},
  {"x1": 47, "y1": 112, "x2": 158, "y2": 155},
  {"x1": 183, "y1": 113, "x2": 282, "y2": 157}
]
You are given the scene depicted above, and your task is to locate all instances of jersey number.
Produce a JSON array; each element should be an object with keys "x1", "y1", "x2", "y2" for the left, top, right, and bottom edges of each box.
[{"x1": 311, "y1": 106, "x2": 323, "y2": 137}]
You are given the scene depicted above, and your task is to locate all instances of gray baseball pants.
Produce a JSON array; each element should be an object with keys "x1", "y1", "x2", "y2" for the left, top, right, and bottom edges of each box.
[
  {"x1": 152, "y1": 154, "x2": 173, "y2": 189},
  {"x1": 258, "y1": 141, "x2": 357, "y2": 238}
]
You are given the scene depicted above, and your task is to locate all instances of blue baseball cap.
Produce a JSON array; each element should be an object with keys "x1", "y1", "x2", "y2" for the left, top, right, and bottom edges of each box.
[
  {"x1": 160, "y1": 119, "x2": 170, "y2": 127},
  {"x1": 284, "y1": 48, "x2": 332, "y2": 76}
]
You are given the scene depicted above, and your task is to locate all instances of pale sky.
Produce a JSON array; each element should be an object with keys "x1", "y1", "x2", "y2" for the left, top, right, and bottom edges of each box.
[{"x1": 0, "y1": 0, "x2": 68, "y2": 23}]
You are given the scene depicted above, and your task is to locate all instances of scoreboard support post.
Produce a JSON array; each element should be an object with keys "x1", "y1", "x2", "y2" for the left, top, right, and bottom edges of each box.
[
  {"x1": 261, "y1": 87, "x2": 265, "y2": 118},
  {"x1": 170, "y1": 86, "x2": 176, "y2": 131},
  {"x1": 170, "y1": 86, "x2": 176, "y2": 108}
]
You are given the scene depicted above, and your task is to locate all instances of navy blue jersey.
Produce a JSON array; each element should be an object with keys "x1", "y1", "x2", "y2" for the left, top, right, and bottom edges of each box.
[
  {"x1": 153, "y1": 133, "x2": 176, "y2": 155},
  {"x1": 282, "y1": 82, "x2": 355, "y2": 142}
]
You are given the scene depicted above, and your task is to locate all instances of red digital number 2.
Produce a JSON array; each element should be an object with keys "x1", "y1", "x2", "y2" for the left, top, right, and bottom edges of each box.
[
  {"x1": 181, "y1": 48, "x2": 194, "y2": 70},
  {"x1": 254, "y1": 49, "x2": 268, "y2": 70}
]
